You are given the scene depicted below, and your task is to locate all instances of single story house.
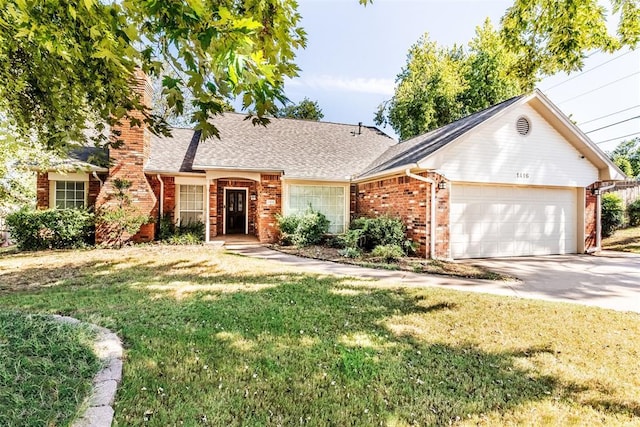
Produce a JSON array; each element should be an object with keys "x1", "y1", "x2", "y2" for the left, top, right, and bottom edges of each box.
[{"x1": 36, "y1": 75, "x2": 625, "y2": 259}]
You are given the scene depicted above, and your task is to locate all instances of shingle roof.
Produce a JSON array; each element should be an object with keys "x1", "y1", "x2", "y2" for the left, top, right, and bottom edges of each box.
[
  {"x1": 190, "y1": 113, "x2": 396, "y2": 180},
  {"x1": 357, "y1": 95, "x2": 525, "y2": 178},
  {"x1": 146, "y1": 128, "x2": 202, "y2": 173}
]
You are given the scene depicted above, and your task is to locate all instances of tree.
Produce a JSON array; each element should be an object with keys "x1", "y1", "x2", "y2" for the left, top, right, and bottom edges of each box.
[
  {"x1": 501, "y1": 0, "x2": 640, "y2": 76},
  {"x1": 460, "y1": 19, "x2": 530, "y2": 114},
  {"x1": 275, "y1": 97, "x2": 324, "y2": 121},
  {"x1": 610, "y1": 137, "x2": 640, "y2": 177},
  {"x1": 375, "y1": 21, "x2": 527, "y2": 141},
  {"x1": 0, "y1": 0, "x2": 308, "y2": 153},
  {"x1": 0, "y1": 120, "x2": 53, "y2": 217}
]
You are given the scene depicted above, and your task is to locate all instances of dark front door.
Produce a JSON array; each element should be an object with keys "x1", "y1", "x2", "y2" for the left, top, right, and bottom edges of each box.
[{"x1": 225, "y1": 190, "x2": 246, "y2": 234}]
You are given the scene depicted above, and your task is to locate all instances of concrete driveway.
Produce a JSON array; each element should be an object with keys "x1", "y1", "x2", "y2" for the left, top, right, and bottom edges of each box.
[{"x1": 467, "y1": 251, "x2": 640, "y2": 313}]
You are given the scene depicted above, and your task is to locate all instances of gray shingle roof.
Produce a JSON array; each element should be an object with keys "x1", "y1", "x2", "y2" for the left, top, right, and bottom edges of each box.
[
  {"x1": 146, "y1": 128, "x2": 202, "y2": 173},
  {"x1": 357, "y1": 95, "x2": 525, "y2": 178},
  {"x1": 190, "y1": 113, "x2": 396, "y2": 180}
]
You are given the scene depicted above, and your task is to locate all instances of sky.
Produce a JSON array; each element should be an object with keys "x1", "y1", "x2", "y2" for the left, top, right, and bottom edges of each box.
[{"x1": 280, "y1": 0, "x2": 640, "y2": 154}]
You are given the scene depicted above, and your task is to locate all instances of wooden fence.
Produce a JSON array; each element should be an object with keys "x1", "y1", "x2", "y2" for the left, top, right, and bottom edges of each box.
[{"x1": 604, "y1": 181, "x2": 640, "y2": 205}]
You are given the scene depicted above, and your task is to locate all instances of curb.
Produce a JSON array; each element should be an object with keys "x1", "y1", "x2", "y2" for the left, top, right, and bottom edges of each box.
[{"x1": 52, "y1": 315, "x2": 123, "y2": 427}]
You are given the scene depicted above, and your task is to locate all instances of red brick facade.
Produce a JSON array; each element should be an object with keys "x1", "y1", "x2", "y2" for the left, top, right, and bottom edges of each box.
[
  {"x1": 36, "y1": 173, "x2": 49, "y2": 209},
  {"x1": 95, "y1": 71, "x2": 157, "y2": 244},
  {"x1": 356, "y1": 172, "x2": 449, "y2": 258},
  {"x1": 257, "y1": 174, "x2": 282, "y2": 243},
  {"x1": 585, "y1": 184, "x2": 598, "y2": 251}
]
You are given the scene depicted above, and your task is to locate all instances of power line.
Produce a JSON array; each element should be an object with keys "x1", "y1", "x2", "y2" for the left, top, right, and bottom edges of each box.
[
  {"x1": 595, "y1": 132, "x2": 640, "y2": 145},
  {"x1": 557, "y1": 71, "x2": 640, "y2": 104},
  {"x1": 585, "y1": 115, "x2": 640, "y2": 134},
  {"x1": 579, "y1": 105, "x2": 640, "y2": 125},
  {"x1": 544, "y1": 50, "x2": 633, "y2": 92}
]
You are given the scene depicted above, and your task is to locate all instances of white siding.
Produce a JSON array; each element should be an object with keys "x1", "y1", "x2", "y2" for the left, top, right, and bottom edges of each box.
[
  {"x1": 420, "y1": 104, "x2": 599, "y2": 187},
  {"x1": 450, "y1": 184, "x2": 577, "y2": 258}
]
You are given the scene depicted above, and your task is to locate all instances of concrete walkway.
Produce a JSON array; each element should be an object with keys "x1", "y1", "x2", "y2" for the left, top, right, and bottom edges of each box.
[{"x1": 227, "y1": 244, "x2": 640, "y2": 314}]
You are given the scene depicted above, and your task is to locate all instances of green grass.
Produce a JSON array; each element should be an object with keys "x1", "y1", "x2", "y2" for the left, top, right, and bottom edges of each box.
[
  {"x1": 0, "y1": 311, "x2": 100, "y2": 427},
  {"x1": 0, "y1": 245, "x2": 639, "y2": 426},
  {"x1": 603, "y1": 225, "x2": 640, "y2": 253}
]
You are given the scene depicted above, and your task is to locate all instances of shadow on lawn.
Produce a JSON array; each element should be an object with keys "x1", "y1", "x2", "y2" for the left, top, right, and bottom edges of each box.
[{"x1": 1, "y1": 252, "x2": 632, "y2": 425}]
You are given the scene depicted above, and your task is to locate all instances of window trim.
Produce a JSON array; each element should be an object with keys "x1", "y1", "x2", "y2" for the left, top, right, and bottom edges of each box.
[
  {"x1": 48, "y1": 172, "x2": 89, "y2": 209},
  {"x1": 176, "y1": 183, "x2": 206, "y2": 226},
  {"x1": 222, "y1": 187, "x2": 249, "y2": 235},
  {"x1": 283, "y1": 180, "x2": 350, "y2": 234}
]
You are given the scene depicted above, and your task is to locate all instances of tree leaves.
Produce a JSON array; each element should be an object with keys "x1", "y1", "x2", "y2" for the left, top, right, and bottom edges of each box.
[
  {"x1": 276, "y1": 98, "x2": 324, "y2": 121},
  {"x1": 501, "y1": 0, "x2": 637, "y2": 75},
  {"x1": 375, "y1": 22, "x2": 526, "y2": 141},
  {"x1": 0, "y1": 0, "x2": 307, "y2": 151}
]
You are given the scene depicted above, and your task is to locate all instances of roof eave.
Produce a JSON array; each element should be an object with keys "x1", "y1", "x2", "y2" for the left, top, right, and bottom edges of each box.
[
  {"x1": 353, "y1": 164, "x2": 422, "y2": 183},
  {"x1": 191, "y1": 165, "x2": 284, "y2": 174}
]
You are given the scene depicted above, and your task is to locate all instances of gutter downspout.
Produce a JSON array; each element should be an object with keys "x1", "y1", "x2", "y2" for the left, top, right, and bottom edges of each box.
[
  {"x1": 405, "y1": 169, "x2": 436, "y2": 260},
  {"x1": 156, "y1": 174, "x2": 164, "y2": 218},
  {"x1": 92, "y1": 171, "x2": 103, "y2": 188},
  {"x1": 592, "y1": 182, "x2": 617, "y2": 252},
  {"x1": 156, "y1": 174, "x2": 164, "y2": 242}
]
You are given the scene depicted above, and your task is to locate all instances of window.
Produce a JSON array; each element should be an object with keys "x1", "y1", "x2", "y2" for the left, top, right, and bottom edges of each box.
[
  {"x1": 288, "y1": 185, "x2": 346, "y2": 233},
  {"x1": 55, "y1": 181, "x2": 86, "y2": 209},
  {"x1": 179, "y1": 185, "x2": 204, "y2": 225}
]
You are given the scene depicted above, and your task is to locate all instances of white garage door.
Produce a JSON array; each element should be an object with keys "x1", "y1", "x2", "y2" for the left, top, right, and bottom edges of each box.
[{"x1": 450, "y1": 184, "x2": 577, "y2": 259}]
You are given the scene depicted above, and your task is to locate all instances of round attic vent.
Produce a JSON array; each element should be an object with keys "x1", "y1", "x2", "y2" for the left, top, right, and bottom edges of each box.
[{"x1": 516, "y1": 116, "x2": 531, "y2": 136}]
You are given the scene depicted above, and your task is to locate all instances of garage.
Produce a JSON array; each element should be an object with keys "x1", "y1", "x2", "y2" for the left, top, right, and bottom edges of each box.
[{"x1": 450, "y1": 184, "x2": 577, "y2": 258}]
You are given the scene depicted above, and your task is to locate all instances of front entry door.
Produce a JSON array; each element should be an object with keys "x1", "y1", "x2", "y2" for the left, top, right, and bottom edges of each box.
[{"x1": 225, "y1": 190, "x2": 246, "y2": 234}]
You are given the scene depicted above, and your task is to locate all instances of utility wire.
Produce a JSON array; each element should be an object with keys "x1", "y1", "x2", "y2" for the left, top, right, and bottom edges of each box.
[
  {"x1": 585, "y1": 115, "x2": 640, "y2": 134},
  {"x1": 579, "y1": 105, "x2": 640, "y2": 125},
  {"x1": 557, "y1": 71, "x2": 640, "y2": 104},
  {"x1": 595, "y1": 132, "x2": 640, "y2": 145},
  {"x1": 544, "y1": 50, "x2": 633, "y2": 91}
]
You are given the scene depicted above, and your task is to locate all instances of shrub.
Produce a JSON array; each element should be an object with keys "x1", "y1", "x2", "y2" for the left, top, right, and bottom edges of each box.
[
  {"x1": 371, "y1": 244, "x2": 405, "y2": 262},
  {"x1": 160, "y1": 217, "x2": 205, "y2": 244},
  {"x1": 601, "y1": 193, "x2": 624, "y2": 237},
  {"x1": 350, "y1": 216, "x2": 412, "y2": 253},
  {"x1": 628, "y1": 199, "x2": 640, "y2": 227},
  {"x1": 158, "y1": 213, "x2": 175, "y2": 241},
  {"x1": 6, "y1": 208, "x2": 94, "y2": 250},
  {"x1": 339, "y1": 228, "x2": 364, "y2": 249},
  {"x1": 276, "y1": 207, "x2": 330, "y2": 247},
  {"x1": 338, "y1": 247, "x2": 361, "y2": 258}
]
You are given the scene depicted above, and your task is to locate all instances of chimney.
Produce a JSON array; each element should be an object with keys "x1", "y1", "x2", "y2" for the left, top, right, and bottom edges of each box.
[{"x1": 95, "y1": 69, "x2": 157, "y2": 244}]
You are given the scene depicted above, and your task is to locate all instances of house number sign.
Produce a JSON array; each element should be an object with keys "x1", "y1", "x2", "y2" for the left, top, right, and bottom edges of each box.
[
  {"x1": 516, "y1": 172, "x2": 530, "y2": 179},
  {"x1": 266, "y1": 199, "x2": 276, "y2": 206}
]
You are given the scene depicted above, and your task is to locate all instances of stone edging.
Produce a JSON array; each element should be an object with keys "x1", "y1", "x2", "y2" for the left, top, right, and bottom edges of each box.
[{"x1": 51, "y1": 315, "x2": 123, "y2": 427}]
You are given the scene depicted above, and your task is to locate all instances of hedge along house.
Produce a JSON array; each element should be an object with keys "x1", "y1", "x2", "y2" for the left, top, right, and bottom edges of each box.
[{"x1": 35, "y1": 74, "x2": 624, "y2": 258}]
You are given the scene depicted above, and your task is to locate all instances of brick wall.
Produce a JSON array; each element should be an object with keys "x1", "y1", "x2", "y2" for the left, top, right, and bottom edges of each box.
[
  {"x1": 356, "y1": 172, "x2": 449, "y2": 258},
  {"x1": 215, "y1": 180, "x2": 258, "y2": 237},
  {"x1": 95, "y1": 71, "x2": 156, "y2": 244},
  {"x1": 257, "y1": 174, "x2": 282, "y2": 243},
  {"x1": 148, "y1": 175, "x2": 176, "y2": 230},
  {"x1": 36, "y1": 173, "x2": 49, "y2": 209},
  {"x1": 585, "y1": 183, "x2": 598, "y2": 251}
]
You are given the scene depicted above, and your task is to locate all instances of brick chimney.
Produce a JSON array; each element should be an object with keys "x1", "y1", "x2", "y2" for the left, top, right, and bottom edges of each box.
[{"x1": 95, "y1": 69, "x2": 157, "y2": 244}]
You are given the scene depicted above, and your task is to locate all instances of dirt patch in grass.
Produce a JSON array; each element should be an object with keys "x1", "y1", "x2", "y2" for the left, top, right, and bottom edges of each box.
[
  {"x1": 271, "y1": 244, "x2": 512, "y2": 280},
  {"x1": 603, "y1": 226, "x2": 640, "y2": 254}
]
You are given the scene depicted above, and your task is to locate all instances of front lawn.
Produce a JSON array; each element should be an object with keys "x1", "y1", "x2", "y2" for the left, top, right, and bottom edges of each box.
[
  {"x1": 0, "y1": 311, "x2": 100, "y2": 427},
  {"x1": 603, "y1": 225, "x2": 640, "y2": 254},
  {"x1": 0, "y1": 246, "x2": 639, "y2": 426}
]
